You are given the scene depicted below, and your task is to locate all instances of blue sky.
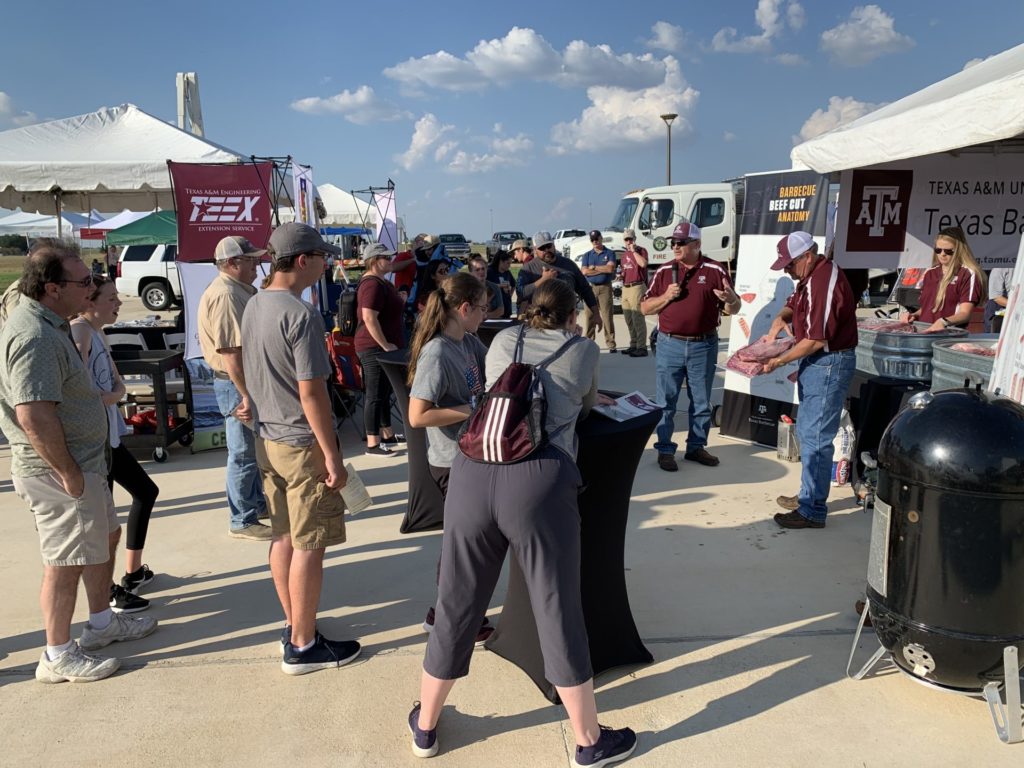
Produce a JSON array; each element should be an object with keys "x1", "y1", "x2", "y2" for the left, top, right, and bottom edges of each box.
[{"x1": 1, "y1": 1, "x2": 1022, "y2": 240}]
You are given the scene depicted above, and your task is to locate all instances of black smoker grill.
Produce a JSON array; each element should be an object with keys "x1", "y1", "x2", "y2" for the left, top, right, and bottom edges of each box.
[{"x1": 848, "y1": 389, "x2": 1024, "y2": 744}]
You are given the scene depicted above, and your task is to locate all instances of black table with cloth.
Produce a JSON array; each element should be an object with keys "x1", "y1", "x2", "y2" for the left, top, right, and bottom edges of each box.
[
  {"x1": 380, "y1": 343, "x2": 657, "y2": 701},
  {"x1": 475, "y1": 318, "x2": 521, "y2": 348},
  {"x1": 104, "y1": 324, "x2": 179, "y2": 351}
]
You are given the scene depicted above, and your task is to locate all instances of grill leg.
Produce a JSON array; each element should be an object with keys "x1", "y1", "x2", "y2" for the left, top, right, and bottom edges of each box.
[
  {"x1": 983, "y1": 646, "x2": 1023, "y2": 744},
  {"x1": 845, "y1": 596, "x2": 890, "y2": 681}
]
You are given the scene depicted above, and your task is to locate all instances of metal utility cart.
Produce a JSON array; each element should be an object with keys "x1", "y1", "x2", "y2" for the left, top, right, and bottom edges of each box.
[{"x1": 112, "y1": 349, "x2": 195, "y2": 462}]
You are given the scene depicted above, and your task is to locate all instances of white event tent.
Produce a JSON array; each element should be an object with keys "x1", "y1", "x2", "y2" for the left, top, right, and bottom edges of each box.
[
  {"x1": 0, "y1": 104, "x2": 248, "y2": 235},
  {"x1": 0, "y1": 210, "x2": 81, "y2": 237},
  {"x1": 88, "y1": 209, "x2": 152, "y2": 231},
  {"x1": 792, "y1": 42, "x2": 1024, "y2": 172},
  {"x1": 278, "y1": 183, "x2": 377, "y2": 228}
]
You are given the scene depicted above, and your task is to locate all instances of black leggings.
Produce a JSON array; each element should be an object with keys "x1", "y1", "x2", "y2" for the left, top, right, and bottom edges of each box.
[
  {"x1": 357, "y1": 348, "x2": 394, "y2": 436},
  {"x1": 108, "y1": 443, "x2": 160, "y2": 551}
]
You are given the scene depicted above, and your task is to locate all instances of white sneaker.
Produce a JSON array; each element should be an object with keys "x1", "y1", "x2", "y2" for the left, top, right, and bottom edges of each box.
[
  {"x1": 35, "y1": 642, "x2": 120, "y2": 683},
  {"x1": 80, "y1": 612, "x2": 158, "y2": 650}
]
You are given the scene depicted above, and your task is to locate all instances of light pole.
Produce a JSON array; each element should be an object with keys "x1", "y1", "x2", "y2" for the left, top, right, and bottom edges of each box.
[{"x1": 660, "y1": 113, "x2": 677, "y2": 185}]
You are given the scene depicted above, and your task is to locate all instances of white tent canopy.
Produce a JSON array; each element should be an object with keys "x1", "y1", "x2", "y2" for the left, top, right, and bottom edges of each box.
[
  {"x1": 0, "y1": 103, "x2": 247, "y2": 214},
  {"x1": 278, "y1": 183, "x2": 377, "y2": 228},
  {"x1": 0, "y1": 210, "x2": 80, "y2": 237},
  {"x1": 89, "y1": 209, "x2": 151, "y2": 231},
  {"x1": 791, "y1": 42, "x2": 1024, "y2": 173}
]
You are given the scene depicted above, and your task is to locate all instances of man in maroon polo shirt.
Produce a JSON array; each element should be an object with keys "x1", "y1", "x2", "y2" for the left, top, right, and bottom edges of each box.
[
  {"x1": 619, "y1": 228, "x2": 649, "y2": 357},
  {"x1": 641, "y1": 221, "x2": 740, "y2": 472},
  {"x1": 762, "y1": 231, "x2": 858, "y2": 529}
]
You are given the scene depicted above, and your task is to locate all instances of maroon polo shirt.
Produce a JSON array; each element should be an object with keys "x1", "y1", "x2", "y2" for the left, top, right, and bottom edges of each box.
[
  {"x1": 354, "y1": 274, "x2": 405, "y2": 352},
  {"x1": 917, "y1": 265, "x2": 983, "y2": 323},
  {"x1": 620, "y1": 246, "x2": 648, "y2": 286},
  {"x1": 644, "y1": 255, "x2": 732, "y2": 336},
  {"x1": 785, "y1": 257, "x2": 858, "y2": 351}
]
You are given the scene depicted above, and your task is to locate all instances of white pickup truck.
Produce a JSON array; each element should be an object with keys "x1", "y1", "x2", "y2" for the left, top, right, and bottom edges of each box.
[{"x1": 114, "y1": 244, "x2": 182, "y2": 310}]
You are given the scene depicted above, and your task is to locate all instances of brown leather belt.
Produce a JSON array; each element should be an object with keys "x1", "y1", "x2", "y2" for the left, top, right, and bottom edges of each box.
[
  {"x1": 662, "y1": 332, "x2": 715, "y2": 341},
  {"x1": 623, "y1": 282, "x2": 644, "y2": 288}
]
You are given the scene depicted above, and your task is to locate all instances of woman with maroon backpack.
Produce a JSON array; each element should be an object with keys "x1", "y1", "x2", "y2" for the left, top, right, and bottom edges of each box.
[{"x1": 407, "y1": 279, "x2": 636, "y2": 767}]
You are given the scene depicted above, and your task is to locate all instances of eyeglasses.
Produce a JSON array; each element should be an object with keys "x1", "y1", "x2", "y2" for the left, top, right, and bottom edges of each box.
[
  {"x1": 57, "y1": 274, "x2": 94, "y2": 287},
  {"x1": 934, "y1": 247, "x2": 955, "y2": 256},
  {"x1": 518, "y1": 247, "x2": 533, "y2": 253},
  {"x1": 671, "y1": 239, "x2": 697, "y2": 247},
  {"x1": 537, "y1": 245, "x2": 554, "y2": 253},
  {"x1": 624, "y1": 238, "x2": 635, "y2": 242},
  {"x1": 474, "y1": 303, "x2": 488, "y2": 312}
]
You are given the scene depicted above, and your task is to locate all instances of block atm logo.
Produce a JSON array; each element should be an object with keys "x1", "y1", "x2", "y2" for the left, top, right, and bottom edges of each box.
[{"x1": 846, "y1": 170, "x2": 913, "y2": 251}]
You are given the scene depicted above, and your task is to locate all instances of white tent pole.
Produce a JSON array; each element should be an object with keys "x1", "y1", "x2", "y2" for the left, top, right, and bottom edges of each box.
[{"x1": 55, "y1": 192, "x2": 62, "y2": 239}]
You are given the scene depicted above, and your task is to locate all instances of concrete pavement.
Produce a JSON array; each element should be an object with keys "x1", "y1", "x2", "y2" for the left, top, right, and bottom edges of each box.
[{"x1": 1, "y1": 311, "x2": 1021, "y2": 767}]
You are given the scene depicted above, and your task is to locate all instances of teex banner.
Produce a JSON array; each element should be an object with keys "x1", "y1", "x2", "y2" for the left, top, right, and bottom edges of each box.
[
  {"x1": 720, "y1": 170, "x2": 830, "y2": 446},
  {"x1": 168, "y1": 161, "x2": 273, "y2": 262}
]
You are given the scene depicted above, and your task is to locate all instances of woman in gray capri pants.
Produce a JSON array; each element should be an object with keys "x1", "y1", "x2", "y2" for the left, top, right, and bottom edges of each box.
[{"x1": 408, "y1": 280, "x2": 638, "y2": 767}]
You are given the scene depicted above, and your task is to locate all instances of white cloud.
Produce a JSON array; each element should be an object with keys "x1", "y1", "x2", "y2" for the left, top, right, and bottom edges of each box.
[
  {"x1": 723, "y1": 131, "x2": 737, "y2": 142},
  {"x1": 434, "y1": 141, "x2": 457, "y2": 162},
  {"x1": 12, "y1": 112, "x2": 37, "y2": 127},
  {"x1": 645, "y1": 21, "x2": 686, "y2": 53},
  {"x1": 548, "y1": 56, "x2": 699, "y2": 155},
  {"x1": 712, "y1": 0, "x2": 804, "y2": 53},
  {"x1": 290, "y1": 85, "x2": 409, "y2": 124},
  {"x1": 384, "y1": 27, "x2": 667, "y2": 92},
  {"x1": 774, "y1": 53, "x2": 806, "y2": 66},
  {"x1": 820, "y1": 5, "x2": 914, "y2": 67},
  {"x1": 446, "y1": 132, "x2": 533, "y2": 175},
  {"x1": 546, "y1": 196, "x2": 575, "y2": 224},
  {"x1": 0, "y1": 92, "x2": 39, "y2": 127},
  {"x1": 443, "y1": 186, "x2": 476, "y2": 199},
  {"x1": 795, "y1": 95, "x2": 884, "y2": 143},
  {"x1": 395, "y1": 114, "x2": 454, "y2": 171},
  {"x1": 963, "y1": 56, "x2": 989, "y2": 70},
  {"x1": 0, "y1": 92, "x2": 12, "y2": 114}
]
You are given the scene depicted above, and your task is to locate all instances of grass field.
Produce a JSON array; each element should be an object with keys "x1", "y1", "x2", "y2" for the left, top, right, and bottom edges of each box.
[{"x1": 0, "y1": 255, "x2": 24, "y2": 292}]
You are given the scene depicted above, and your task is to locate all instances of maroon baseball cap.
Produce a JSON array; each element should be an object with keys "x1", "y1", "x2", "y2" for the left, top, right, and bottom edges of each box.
[
  {"x1": 771, "y1": 231, "x2": 816, "y2": 270},
  {"x1": 671, "y1": 222, "x2": 701, "y2": 241}
]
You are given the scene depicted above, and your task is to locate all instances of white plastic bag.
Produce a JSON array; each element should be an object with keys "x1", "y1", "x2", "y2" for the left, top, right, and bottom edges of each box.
[
  {"x1": 340, "y1": 462, "x2": 373, "y2": 514},
  {"x1": 830, "y1": 409, "x2": 855, "y2": 486}
]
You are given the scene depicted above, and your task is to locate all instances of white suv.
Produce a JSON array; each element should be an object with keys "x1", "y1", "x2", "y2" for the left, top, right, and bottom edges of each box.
[{"x1": 114, "y1": 244, "x2": 182, "y2": 310}]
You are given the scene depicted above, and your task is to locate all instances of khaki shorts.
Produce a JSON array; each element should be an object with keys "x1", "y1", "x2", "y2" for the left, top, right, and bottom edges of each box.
[
  {"x1": 13, "y1": 472, "x2": 117, "y2": 567},
  {"x1": 256, "y1": 437, "x2": 346, "y2": 551}
]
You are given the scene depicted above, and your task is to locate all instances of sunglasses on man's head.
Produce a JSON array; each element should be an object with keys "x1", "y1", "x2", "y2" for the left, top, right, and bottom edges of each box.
[{"x1": 934, "y1": 247, "x2": 956, "y2": 256}]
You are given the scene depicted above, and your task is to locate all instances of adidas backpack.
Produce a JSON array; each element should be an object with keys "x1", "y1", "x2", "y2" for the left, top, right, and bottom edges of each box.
[{"x1": 458, "y1": 325, "x2": 581, "y2": 464}]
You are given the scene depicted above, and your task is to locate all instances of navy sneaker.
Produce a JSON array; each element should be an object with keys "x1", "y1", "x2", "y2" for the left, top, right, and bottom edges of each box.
[
  {"x1": 575, "y1": 726, "x2": 637, "y2": 767},
  {"x1": 408, "y1": 701, "x2": 439, "y2": 758},
  {"x1": 279, "y1": 625, "x2": 291, "y2": 656},
  {"x1": 281, "y1": 632, "x2": 360, "y2": 675}
]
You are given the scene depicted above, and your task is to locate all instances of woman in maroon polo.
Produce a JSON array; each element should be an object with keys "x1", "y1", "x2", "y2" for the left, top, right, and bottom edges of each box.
[{"x1": 901, "y1": 227, "x2": 985, "y2": 331}]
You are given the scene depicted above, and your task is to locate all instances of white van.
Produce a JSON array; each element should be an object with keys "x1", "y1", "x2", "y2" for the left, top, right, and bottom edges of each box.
[{"x1": 114, "y1": 244, "x2": 182, "y2": 310}]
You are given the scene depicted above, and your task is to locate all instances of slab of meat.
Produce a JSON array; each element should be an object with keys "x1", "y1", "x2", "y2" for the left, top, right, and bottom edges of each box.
[
  {"x1": 726, "y1": 337, "x2": 797, "y2": 377},
  {"x1": 857, "y1": 319, "x2": 917, "y2": 333},
  {"x1": 949, "y1": 342, "x2": 996, "y2": 357}
]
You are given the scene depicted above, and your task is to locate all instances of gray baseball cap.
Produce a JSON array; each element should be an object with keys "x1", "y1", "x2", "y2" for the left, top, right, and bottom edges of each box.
[
  {"x1": 268, "y1": 222, "x2": 341, "y2": 262},
  {"x1": 214, "y1": 235, "x2": 266, "y2": 262},
  {"x1": 531, "y1": 231, "x2": 554, "y2": 248}
]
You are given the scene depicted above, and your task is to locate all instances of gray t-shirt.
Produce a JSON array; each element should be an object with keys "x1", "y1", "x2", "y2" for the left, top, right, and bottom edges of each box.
[
  {"x1": 410, "y1": 333, "x2": 487, "y2": 468},
  {"x1": 241, "y1": 289, "x2": 332, "y2": 446},
  {"x1": 989, "y1": 267, "x2": 1013, "y2": 300},
  {"x1": 485, "y1": 326, "x2": 599, "y2": 459}
]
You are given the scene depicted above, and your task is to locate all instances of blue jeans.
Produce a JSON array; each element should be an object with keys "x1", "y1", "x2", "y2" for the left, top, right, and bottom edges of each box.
[
  {"x1": 654, "y1": 335, "x2": 718, "y2": 456},
  {"x1": 213, "y1": 378, "x2": 266, "y2": 530},
  {"x1": 795, "y1": 348, "x2": 856, "y2": 523}
]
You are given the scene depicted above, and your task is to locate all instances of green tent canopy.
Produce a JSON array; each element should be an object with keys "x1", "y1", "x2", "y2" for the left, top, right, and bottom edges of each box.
[{"x1": 106, "y1": 211, "x2": 177, "y2": 246}]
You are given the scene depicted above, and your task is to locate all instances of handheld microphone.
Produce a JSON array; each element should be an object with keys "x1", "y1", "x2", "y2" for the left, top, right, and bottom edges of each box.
[{"x1": 670, "y1": 263, "x2": 680, "y2": 301}]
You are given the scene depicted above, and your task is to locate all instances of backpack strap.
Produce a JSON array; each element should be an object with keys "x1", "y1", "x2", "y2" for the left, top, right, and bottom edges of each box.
[{"x1": 535, "y1": 333, "x2": 584, "y2": 370}]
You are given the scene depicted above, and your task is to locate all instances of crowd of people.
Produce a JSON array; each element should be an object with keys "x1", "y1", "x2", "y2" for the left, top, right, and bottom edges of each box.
[{"x1": 0, "y1": 220, "x2": 1006, "y2": 765}]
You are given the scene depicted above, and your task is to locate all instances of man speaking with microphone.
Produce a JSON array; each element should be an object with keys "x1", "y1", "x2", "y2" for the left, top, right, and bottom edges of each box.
[{"x1": 642, "y1": 221, "x2": 740, "y2": 472}]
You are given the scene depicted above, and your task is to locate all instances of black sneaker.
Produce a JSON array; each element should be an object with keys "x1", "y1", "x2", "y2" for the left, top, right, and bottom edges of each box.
[
  {"x1": 408, "y1": 701, "x2": 439, "y2": 758},
  {"x1": 365, "y1": 444, "x2": 393, "y2": 456},
  {"x1": 281, "y1": 632, "x2": 361, "y2": 675},
  {"x1": 109, "y1": 584, "x2": 150, "y2": 614},
  {"x1": 575, "y1": 726, "x2": 637, "y2": 767},
  {"x1": 382, "y1": 433, "x2": 407, "y2": 446},
  {"x1": 120, "y1": 564, "x2": 155, "y2": 594},
  {"x1": 279, "y1": 625, "x2": 291, "y2": 656}
]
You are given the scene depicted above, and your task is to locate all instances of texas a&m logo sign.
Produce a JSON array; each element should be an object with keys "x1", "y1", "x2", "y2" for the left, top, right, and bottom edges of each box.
[
  {"x1": 188, "y1": 195, "x2": 262, "y2": 223},
  {"x1": 845, "y1": 169, "x2": 913, "y2": 252}
]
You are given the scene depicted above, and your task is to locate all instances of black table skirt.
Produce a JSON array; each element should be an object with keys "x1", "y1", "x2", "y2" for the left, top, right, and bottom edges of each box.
[
  {"x1": 485, "y1": 406, "x2": 660, "y2": 703},
  {"x1": 847, "y1": 371, "x2": 929, "y2": 490}
]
